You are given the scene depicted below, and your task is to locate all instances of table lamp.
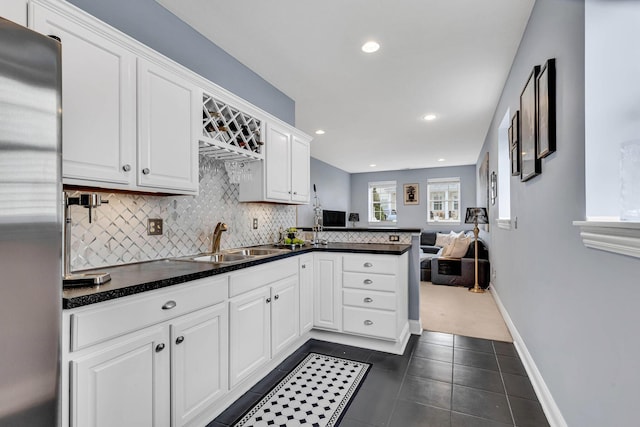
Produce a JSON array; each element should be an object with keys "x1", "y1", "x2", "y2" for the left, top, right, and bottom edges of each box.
[{"x1": 465, "y1": 207, "x2": 489, "y2": 293}]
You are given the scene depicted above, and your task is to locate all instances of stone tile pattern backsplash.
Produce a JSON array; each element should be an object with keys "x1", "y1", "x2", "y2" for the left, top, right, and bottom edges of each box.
[
  {"x1": 69, "y1": 157, "x2": 296, "y2": 270},
  {"x1": 69, "y1": 156, "x2": 414, "y2": 270}
]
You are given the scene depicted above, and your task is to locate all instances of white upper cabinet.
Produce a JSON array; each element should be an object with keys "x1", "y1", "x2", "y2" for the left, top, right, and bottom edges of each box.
[
  {"x1": 137, "y1": 58, "x2": 198, "y2": 193},
  {"x1": 239, "y1": 121, "x2": 311, "y2": 204},
  {"x1": 29, "y1": 0, "x2": 198, "y2": 195},
  {"x1": 29, "y1": 1, "x2": 136, "y2": 187}
]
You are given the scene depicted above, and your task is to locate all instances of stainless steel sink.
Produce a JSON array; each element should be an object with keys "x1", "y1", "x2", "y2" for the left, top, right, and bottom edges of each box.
[
  {"x1": 226, "y1": 248, "x2": 289, "y2": 257},
  {"x1": 190, "y1": 253, "x2": 251, "y2": 263}
]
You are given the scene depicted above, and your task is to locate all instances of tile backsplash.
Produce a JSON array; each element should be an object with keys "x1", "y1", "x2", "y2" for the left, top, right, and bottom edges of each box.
[
  {"x1": 68, "y1": 156, "x2": 296, "y2": 270},
  {"x1": 68, "y1": 156, "x2": 415, "y2": 271}
]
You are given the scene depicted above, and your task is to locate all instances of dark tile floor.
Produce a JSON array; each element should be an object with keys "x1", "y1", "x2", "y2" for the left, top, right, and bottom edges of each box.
[{"x1": 209, "y1": 331, "x2": 550, "y2": 427}]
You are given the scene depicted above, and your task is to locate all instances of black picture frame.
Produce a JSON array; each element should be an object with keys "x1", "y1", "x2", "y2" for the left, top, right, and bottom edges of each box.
[
  {"x1": 536, "y1": 58, "x2": 556, "y2": 159},
  {"x1": 509, "y1": 110, "x2": 520, "y2": 176},
  {"x1": 520, "y1": 65, "x2": 541, "y2": 182}
]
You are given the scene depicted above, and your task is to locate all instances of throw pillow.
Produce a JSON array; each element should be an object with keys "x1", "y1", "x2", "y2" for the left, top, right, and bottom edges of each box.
[
  {"x1": 435, "y1": 233, "x2": 451, "y2": 247},
  {"x1": 443, "y1": 236, "x2": 472, "y2": 258}
]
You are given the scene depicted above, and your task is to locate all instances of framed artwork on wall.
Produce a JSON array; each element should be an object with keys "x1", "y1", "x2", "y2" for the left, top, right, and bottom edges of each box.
[
  {"x1": 509, "y1": 110, "x2": 520, "y2": 176},
  {"x1": 403, "y1": 183, "x2": 419, "y2": 205},
  {"x1": 536, "y1": 58, "x2": 556, "y2": 159},
  {"x1": 520, "y1": 65, "x2": 541, "y2": 181}
]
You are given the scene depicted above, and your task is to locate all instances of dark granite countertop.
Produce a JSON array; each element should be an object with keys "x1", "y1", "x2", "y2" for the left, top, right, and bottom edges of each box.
[
  {"x1": 63, "y1": 243, "x2": 411, "y2": 309},
  {"x1": 297, "y1": 227, "x2": 421, "y2": 233}
]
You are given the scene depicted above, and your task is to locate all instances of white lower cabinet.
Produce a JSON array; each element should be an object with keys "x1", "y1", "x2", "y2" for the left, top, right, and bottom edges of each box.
[
  {"x1": 71, "y1": 325, "x2": 170, "y2": 427},
  {"x1": 229, "y1": 268, "x2": 300, "y2": 388},
  {"x1": 63, "y1": 276, "x2": 228, "y2": 427},
  {"x1": 313, "y1": 253, "x2": 343, "y2": 331},
  {"x1": 228, "y1": 286, "x2": 271, "y2": 389},
  {"x1": 171, "y1": 304, "x2": 228, "y2": 427},
  {"x1": 299, "y1": 255, "x2": 314, "y2": 333}
]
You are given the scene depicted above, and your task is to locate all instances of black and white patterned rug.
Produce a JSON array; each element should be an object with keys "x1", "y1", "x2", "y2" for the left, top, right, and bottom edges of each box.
[{"x1": 233, "y1": 353, "x2": 371, "y2": 427}]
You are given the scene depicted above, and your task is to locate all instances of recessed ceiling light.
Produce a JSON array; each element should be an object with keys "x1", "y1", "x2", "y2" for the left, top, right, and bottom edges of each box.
[
  {"x1": 423, "y1": 114, "x2": 437, "y2": 121},
  {"x1": 315, "y1": 130, "x2": 325, "y2": 135},
  {"x1": 361, "y1": 41, "x2": 380, "y2": 53},
  {"x1": 369, "y1": 164, "x2": 377, "y2": 167},
  {"x1": 438, "y1": 158, "x2": 445, "y2": 162}
]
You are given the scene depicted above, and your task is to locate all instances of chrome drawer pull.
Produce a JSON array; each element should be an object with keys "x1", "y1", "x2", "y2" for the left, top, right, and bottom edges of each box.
[
  {"x1": 364, "y1": 297, "x2": 373, "y2": 303},
  {"x1": 364, "y1": 320, "x2": 374, "y2": 326},
  {"x1": 301, "y1": 264, "x2": 306, "y2": 269},
  {"x1": 363, "y1": 262, "x2": 373, "y2": 268},
  {"x1": 363, "y1": 279, "x2": 373, "y2": 285},
  {"x1": 162, "y1": 300, "x2": 177, "y2": 310}
]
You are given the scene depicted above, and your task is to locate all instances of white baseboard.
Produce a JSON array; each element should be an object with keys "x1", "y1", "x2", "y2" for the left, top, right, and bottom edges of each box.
[
  {"x1": 409, "y1": 319, "x2": 423, "y2": 335},
  {"x1": 491, "y1": 288, "x2": 568, "y2": 427}
]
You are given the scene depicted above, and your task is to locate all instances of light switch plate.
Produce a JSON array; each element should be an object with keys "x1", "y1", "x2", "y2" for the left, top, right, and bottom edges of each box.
[{"x1": 148, "y1": 218, "x2": 163, "y2": 235}]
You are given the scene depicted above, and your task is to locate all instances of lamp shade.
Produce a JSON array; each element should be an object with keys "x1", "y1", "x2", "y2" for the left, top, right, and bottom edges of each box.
[
  {"x1": 348, "y1": 212, "x2": 360, "y2": 222},
  {"x1": 464, "y1": 207, "x2": 489, "y2": 224}
]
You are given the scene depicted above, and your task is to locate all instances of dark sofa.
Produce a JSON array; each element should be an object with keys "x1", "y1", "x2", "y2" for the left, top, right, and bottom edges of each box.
[{"x1": 419, "y1": 231, "x2": 490, "y2": 288}]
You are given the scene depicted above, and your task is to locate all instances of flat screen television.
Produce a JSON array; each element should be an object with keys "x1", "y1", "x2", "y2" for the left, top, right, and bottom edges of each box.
[{"x1": 322, "y1": 210, "x2": 346, "y2": 227}]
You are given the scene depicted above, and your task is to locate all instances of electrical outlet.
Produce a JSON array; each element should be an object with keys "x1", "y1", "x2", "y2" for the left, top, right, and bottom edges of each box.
[
  {"x1": 147, "y1": 218, "x2": 163, "y2": 235},
  {"x1": 389, "y1": 235, "x2": 400, "y2": 242},
  {"x1": 252, "y1": 218, "x2": 258, "y2": 229}
]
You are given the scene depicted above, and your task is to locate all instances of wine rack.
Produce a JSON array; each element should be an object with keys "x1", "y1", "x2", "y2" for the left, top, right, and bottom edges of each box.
[{"x1": 200, "y1": 93, "x2": 265, "y2": 160}]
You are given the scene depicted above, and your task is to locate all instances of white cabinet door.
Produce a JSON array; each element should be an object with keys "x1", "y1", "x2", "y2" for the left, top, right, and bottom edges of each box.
[
  {"x1": 265, "y1": 122, "x2": 292, "y2": 201},
  {"x1": 137, "y1": 58, "x2": 198, "y2": 194},
  {"x1": 290, "y1": 134, "x2": 310, "y2": 203},
  {"x1": 30, "y1": 3, "x2": 136, "y2": 186},
  {"x1": 229, "y1": 287, "x2": 271, "y2": 388},
  {"x1": 299, "y1": 255, "x2": 314, "y2": 333},
  {"x1": 171, "y1": 304, "x2": 228, "y2": 427},
  {"x1": 71, "y1": 326, "x2": 170, "y2": 427},
  {"x1": 313, "y1": 253, "x2": 343, "y2": 331},
  {"x1": 271, "y1": 275, "x2": 299, "y2": 356}
]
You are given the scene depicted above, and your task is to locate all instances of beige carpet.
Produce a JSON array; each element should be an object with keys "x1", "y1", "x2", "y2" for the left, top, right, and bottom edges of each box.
[{"x1": 420, "y1": 282, "x2": 513, "y2": 342}]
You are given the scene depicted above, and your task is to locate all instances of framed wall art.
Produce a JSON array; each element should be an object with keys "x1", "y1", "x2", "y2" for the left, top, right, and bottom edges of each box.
[
  {"x1": 403, "y1": 183, "x2": 419, "y2": 205},
  {"x1": 536, "y1": 58, "x2": 556, "y2": 159},
  {"x1": 520, "y1": 65, "x2": 541, "y2": 181},
  {"x1": 510, "y1": 110, "x2": 520, "y2": 176}
]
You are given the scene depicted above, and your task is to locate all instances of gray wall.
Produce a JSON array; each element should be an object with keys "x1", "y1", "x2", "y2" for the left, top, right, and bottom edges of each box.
[
  {"x1": 68, "y1": 0, "x2": 295, "y2": 125},
  {"x1": 478, "y1": 0, "x2": 639, "y2": 425},
  {"x1": 350, "y1": 165, "x2": 477, "y2": 231},
  {"x1": 297, "y1": 157, "x2": 351, "y2": 227}
]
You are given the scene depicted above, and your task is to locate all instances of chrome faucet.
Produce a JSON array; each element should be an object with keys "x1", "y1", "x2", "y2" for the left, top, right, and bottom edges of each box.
[{"x1": 211, "y1": 222, "x2": 228, "y2": 253}]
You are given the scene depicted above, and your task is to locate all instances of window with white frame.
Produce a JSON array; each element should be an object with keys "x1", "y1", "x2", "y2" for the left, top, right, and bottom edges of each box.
[
  {"x1": 427, "y1": 178, "x2": 460, "y2": 223},
  {"x1": 368, "y1": 181, "x2": 397, "y2": 223}
]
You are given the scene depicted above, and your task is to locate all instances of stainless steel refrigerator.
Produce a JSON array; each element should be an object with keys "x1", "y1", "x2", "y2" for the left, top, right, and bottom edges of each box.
[{"x1": 0, "y1": 17, "x2": 62, "y2": 427}]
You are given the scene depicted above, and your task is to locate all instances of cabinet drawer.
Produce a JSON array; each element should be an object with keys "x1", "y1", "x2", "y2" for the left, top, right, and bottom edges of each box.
[
  {"x1": 343, "y1": 289, "x2": 396, "y2": 311},
  {"x1": 343, "y1": 272, "x2": 396, "y2": 292},
  {"x1": 343, "y1": 254, "x2": 397, "y2": 274},
  {"x1": 229, "y1": 258, "x2": 297, "y2": 297},
  {"x1": 343, "y1": 307, "x2": 396, "y2": 340},
  {"x1": 70, "y1": 275, "x2": 228, "y2": 351}
]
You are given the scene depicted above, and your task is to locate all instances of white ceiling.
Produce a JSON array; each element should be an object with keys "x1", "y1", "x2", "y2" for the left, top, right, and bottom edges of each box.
[{"x1": 156, "y1": 0, "x2": 534, "y2": 173}]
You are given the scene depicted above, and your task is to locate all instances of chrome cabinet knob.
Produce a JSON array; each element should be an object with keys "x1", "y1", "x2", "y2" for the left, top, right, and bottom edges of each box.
[
  {"x1": 363, "y1": 279, "x2": 373, "y2": 285},
  {"x1": 364, "y1": 297, "x2": 373, "y2": 303},
  {"x1": 301, "y1": 264, "x2": 306, "y2": 269},
  {"x1": 364, "y1": 320, "x2": 374, "y2": 326},
  {"x1": 175, "y1": 336, "x2": 184, "y2": 345},
  {"x1": 142, "y1": 168, "x2": 150, "y2": 175},
  {"x1": 122, "y1": 164, "x2": 131, "y2": 172},
  {"x1": 363, "y1": 262, "x2": 373, "y2": 268},
  {"x1": 155, "y1": 343, "x2": 165, "y2": 352},
  {"x1": 274, "y1": 294, "x2": 279, "y2": 300},
  {"x1": 266, "y1": 297, "x2": 271, "y2": 304},
  {"x1": 162, "y1": 300, "x2": 176, "y2": 310}
]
